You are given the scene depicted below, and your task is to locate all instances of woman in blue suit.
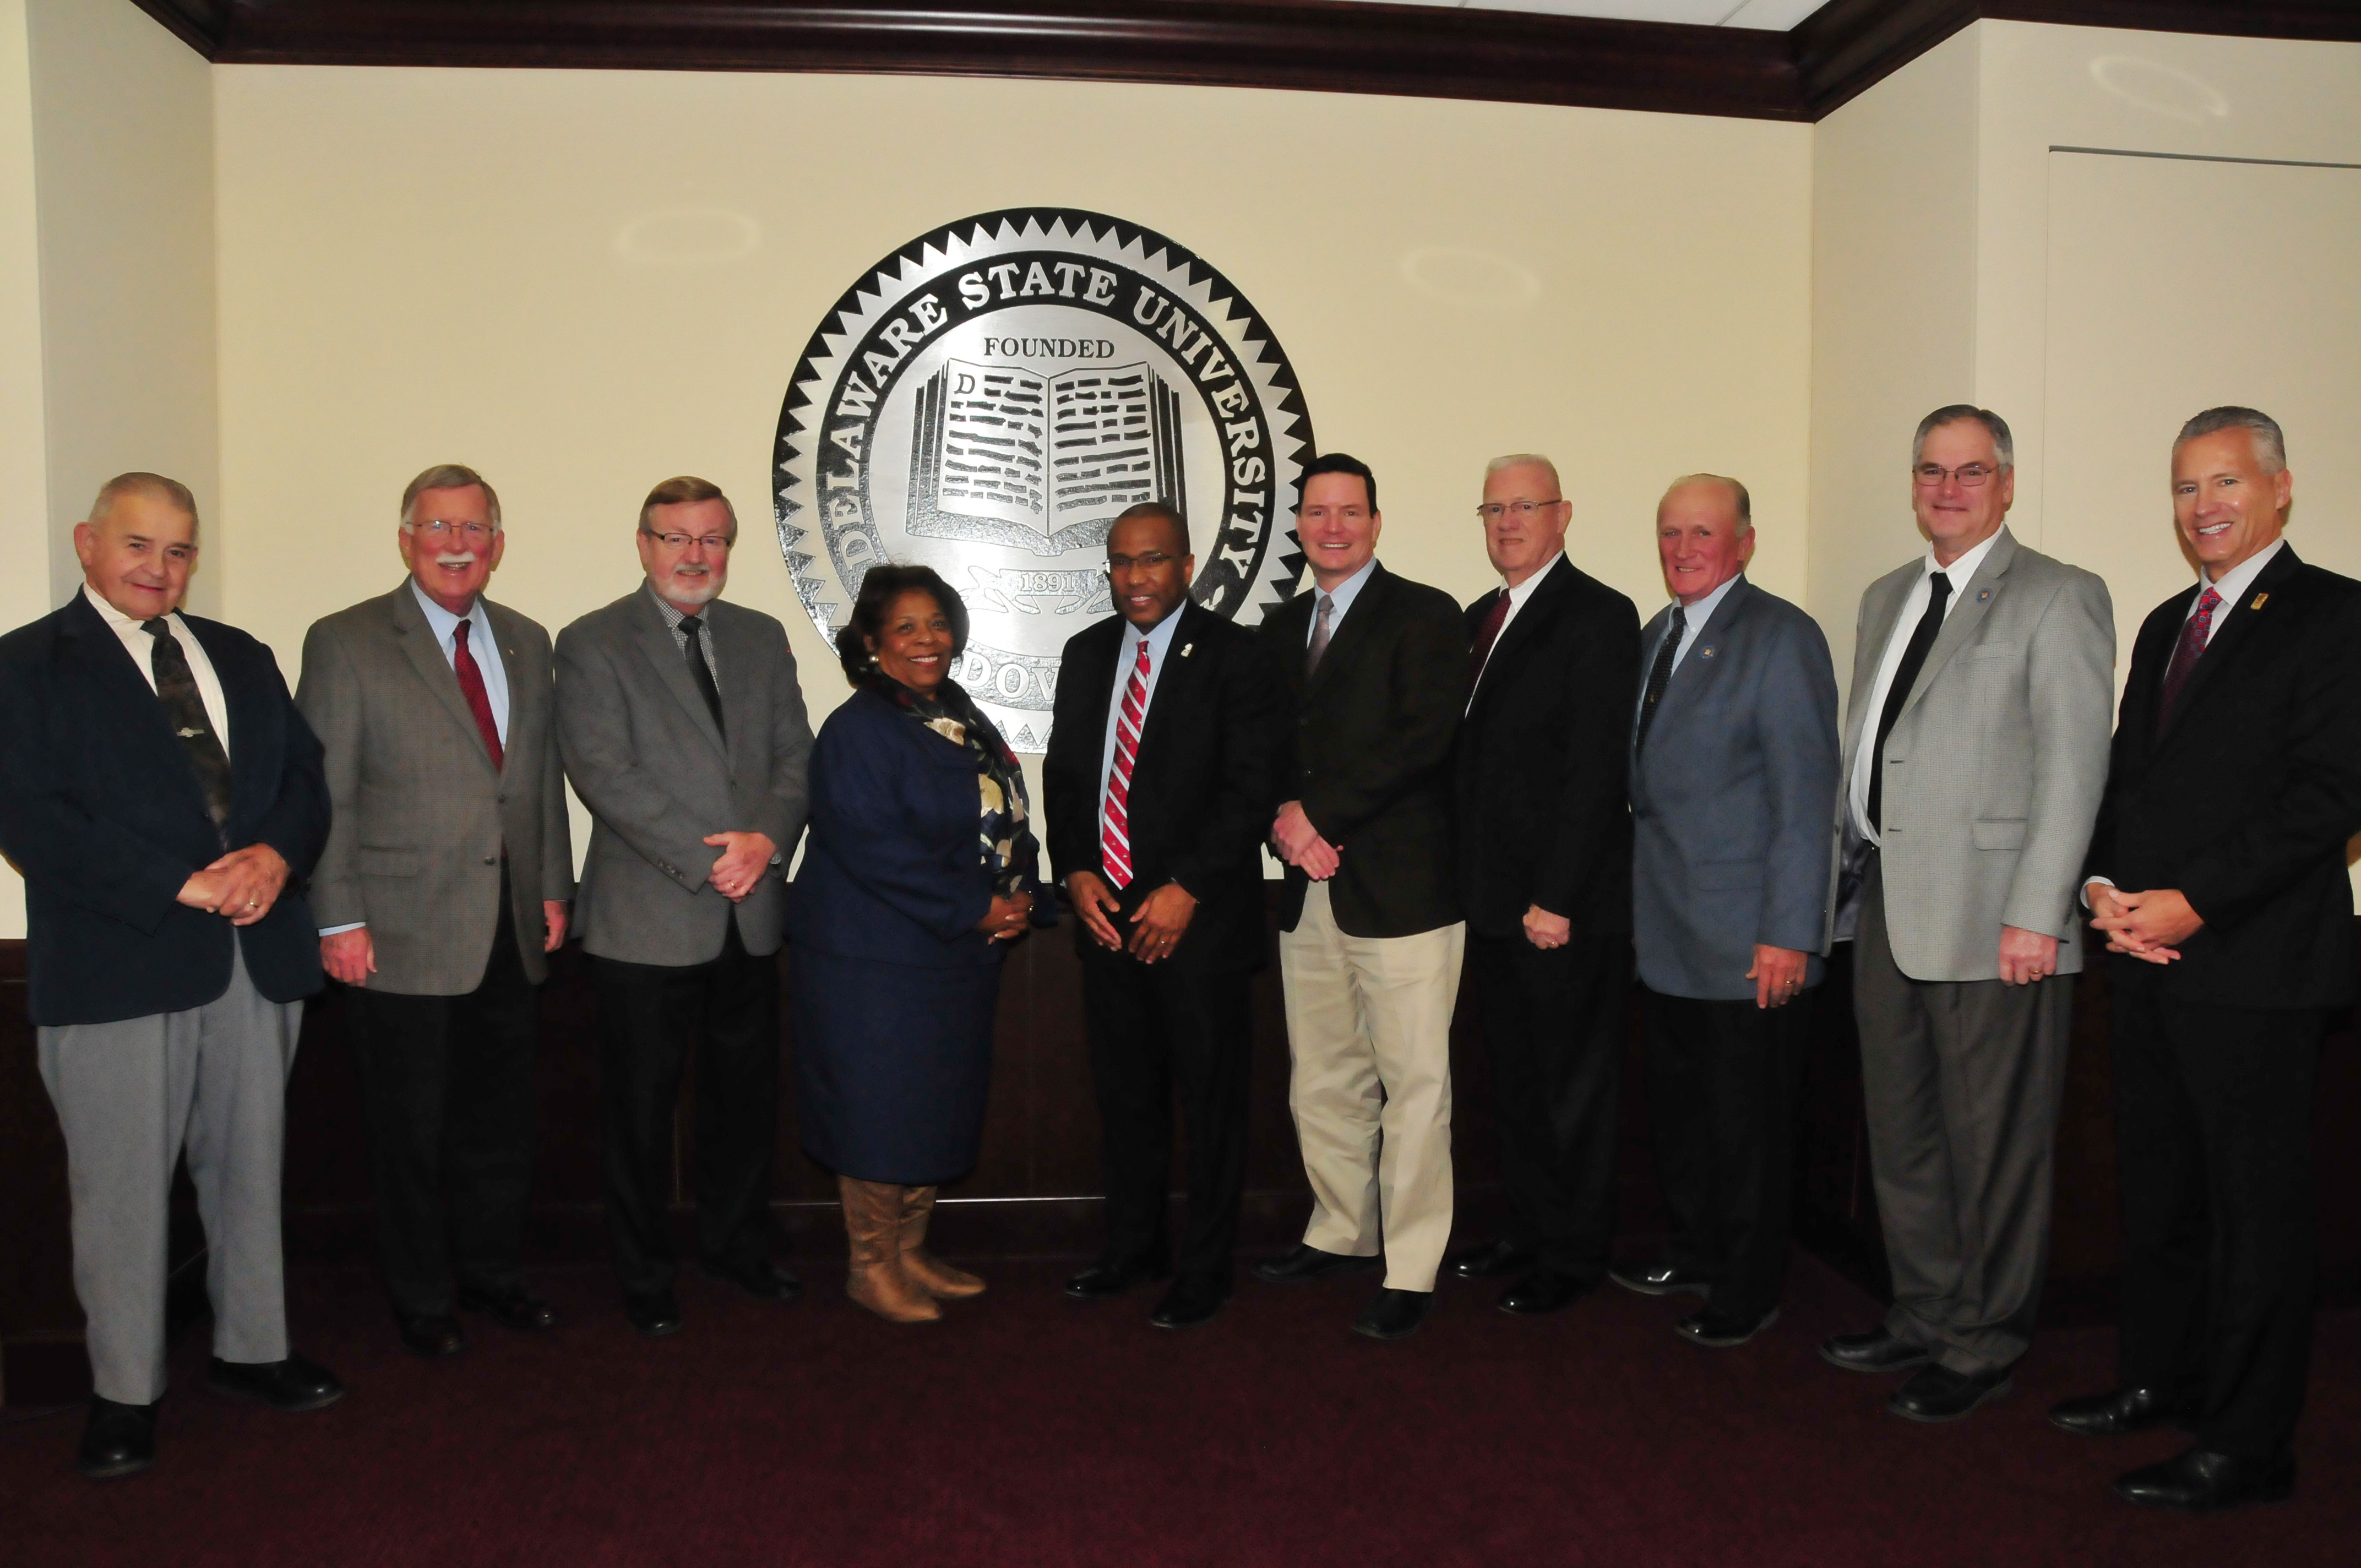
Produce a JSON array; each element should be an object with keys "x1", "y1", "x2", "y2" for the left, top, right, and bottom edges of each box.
[{"x1": 791, "y1": 564, "x2": 1046, "y2": 1322}]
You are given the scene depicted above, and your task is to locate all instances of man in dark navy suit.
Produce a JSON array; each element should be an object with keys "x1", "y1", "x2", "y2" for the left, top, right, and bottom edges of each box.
[
  {"x1": 1046, "y1": 502, "x2": 1275, "y2": 1330},
  {"x1": 0, "y1": 474, "x2": 341, "y2": 1481},
  {"x1": 2055, "y1": 407, "x2": 2361, "y2": 1513}
]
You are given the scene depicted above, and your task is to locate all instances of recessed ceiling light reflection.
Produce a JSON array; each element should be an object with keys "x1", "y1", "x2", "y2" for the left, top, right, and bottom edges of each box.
[
  {"x1": 1399, "y1": 246, "x2": 1542, "y2": 309},
  {"x1": 2089, "y1": 56, "x2": 2230, "y2": 124},
  {"x1": 616, "y1": 208, "x2": 763, "y2": 266}
]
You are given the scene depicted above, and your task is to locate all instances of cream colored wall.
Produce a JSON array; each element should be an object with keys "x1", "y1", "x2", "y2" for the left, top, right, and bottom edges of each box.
[{"x1": 0, "y1": 0, "x2": 47, "y2": 938}]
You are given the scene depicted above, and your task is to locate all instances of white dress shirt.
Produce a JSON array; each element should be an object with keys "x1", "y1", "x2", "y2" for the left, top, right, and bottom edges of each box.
[
  {"x1": 1097, "y1": 606, "x2": 1187, "y2": 829},
  {"x1": 84, "y1": 585, "x2": 231, "y2": 757},
  {"x1": 1846, "y1": 527, "x2": 2006, "y2": 846},
  {"x1": 1304, "y1": 557, "x2": 1378, "y2": 644},
  {"x1": 410, "y1": 579, "x2": 510, "y2": 745},
  {"x1": 1468, "y1": 551, "x2": 1563, "y2": 709}
]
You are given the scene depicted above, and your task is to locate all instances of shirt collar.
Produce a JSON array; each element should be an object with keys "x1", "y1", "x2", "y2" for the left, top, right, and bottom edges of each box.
[
  {"x1": 1924, "y1": 526, "x2": 2004, "y2": 590},
  {"x1": 1314, "y1": 557, "x2": 1379, "y2": 616},
  {"x1": 83, "y1": 583, "x2": 179, "y2": 634},
  {"x1": 1499, "y1": 552, "x2": 1563, "y2": 609},
  {"x1": 1123, "y1": 601, "x2": 1188, "y2": 663},
  {"x1": 2198, "y1": 536, "x2": 2286, "y2": 609},
  {"x1": 1673, "y1": 570, "x2": 1743, "y2": 629},
  {"x1": 410, "y1": 577, "x2": 487, "y2": 646}
]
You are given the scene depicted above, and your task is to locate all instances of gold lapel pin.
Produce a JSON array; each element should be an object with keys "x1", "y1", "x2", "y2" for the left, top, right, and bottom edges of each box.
[
  {"x1": 1180, "y1": 643, "x2": 1194, "y2": 657},
  {"x1": 2250, "y1": 593, "x2": 2269, "y2": 611},
  {"x1": 1699, "y1": 646, "x2": 1716, "y2": 659},
  {"x1": 1977, "y1": 589, "x2": 1992, "y2": 603}
]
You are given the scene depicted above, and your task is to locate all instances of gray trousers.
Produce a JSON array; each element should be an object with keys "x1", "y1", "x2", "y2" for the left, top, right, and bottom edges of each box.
[
  {"x1": 1853, "y1": 853, "x2": 2072, "y2": 1376},
  {"x1": 36, "y1": 947, "x2": 302, "y2": 1404}
]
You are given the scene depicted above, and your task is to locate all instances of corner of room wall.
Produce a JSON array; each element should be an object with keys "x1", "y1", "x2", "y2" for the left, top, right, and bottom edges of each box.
[{"x1": 0, "y1": 0, "x2": 48, "y2": 940}]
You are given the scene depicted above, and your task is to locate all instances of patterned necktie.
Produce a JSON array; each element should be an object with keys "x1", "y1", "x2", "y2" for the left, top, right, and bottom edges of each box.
[
  {"x1": 1467, "y1": 590, "x2": 1512, "y2": 693},
  {"x1": 1867, "y1": 570, "x2": 1952, "y2": 834},
  {"x1": 142, "y1": 617, "x2": 233, "y2": 832},
  {"x1": 1634, "y1": 605, "x2": 1687, "y2": 750},
  {"x1": 678, "y1": 613, "x2": 726, "y2": 737},
  {"x1": 1305, "y1": 593, "x2": 1335, "y2": 677},
  {"x1": 2158, "y1": 586, "x2": 2223, "y2": 726},
  {"x1": 1101, "y1": 637, "x2": 1151, "y2": 890},
  {"x1": 451, "y1": 620, "x2": 504, "y2": 771}
]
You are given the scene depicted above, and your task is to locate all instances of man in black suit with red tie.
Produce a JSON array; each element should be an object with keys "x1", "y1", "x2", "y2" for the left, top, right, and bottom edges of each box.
[
  {"x1": 1046, "y1": 502, "x2": 1275, "y2": 1330},
  {"x1": 2055, "y1": 407, "x2": 2361, "y2": 1512}
]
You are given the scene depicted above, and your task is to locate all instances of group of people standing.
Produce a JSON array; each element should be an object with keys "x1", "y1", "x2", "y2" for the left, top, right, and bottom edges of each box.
[{"x1": 3, "y1": 401, "x2": 2353, "y2": 1520}]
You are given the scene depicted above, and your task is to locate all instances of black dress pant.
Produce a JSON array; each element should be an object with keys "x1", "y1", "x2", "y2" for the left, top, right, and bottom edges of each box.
[
  {"x1": 346, "y1": 888, "x2": 541, "y2": 1318},
  {"x1": 1467, "y1": 931, "x2": 1631, "y2": 1282},
  {"x1": 1080, "y1": 942, "x2": 1253, "y2": 1284},
  {"x1": 594, "y1": 923, "x2": 781, "y2": 1299},
  {"x1": 1640, "y1": 985, "x2": 1810, "y2": 1321},
  {"x1": 2112, "y1": 967, "x2": 2326, "y2": 1462}
]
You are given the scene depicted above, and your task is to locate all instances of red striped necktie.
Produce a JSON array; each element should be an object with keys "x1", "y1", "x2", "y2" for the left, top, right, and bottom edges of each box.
[
  {"x1": 2158, "y1": 585, "x2": 2222, "y2": 726},
  {"x1": 1101, "y1": 636, "x2": 1151, "y2": 889}
]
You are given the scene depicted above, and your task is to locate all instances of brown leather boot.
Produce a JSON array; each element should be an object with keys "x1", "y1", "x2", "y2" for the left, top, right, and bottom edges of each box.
[
  {"x1": 838, "y1": 1176, "x2": 940, "y2": 1323},
  {"x1": 899, "y1": 1185, "x2": 986, "y2": 1300}
]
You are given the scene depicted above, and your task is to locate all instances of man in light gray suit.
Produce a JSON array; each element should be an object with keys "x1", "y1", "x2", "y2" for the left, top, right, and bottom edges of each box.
[
  {"x1": 1620, "y1": 475, "x2": 1839, "y2": 1350},
  {"x1": 556, "y1": 476, "x2": 815, "y2": 1337},
  {"x1": 299, "y1": 463, "x2": 574, "y2": 1359},
  {"x1": 1818, "y1": 406, "x2": 2114, "y2": 1422}
]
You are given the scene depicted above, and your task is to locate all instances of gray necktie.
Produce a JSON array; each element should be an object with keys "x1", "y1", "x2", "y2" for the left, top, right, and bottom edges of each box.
[{"x1": 1305, "y1": 593, "x2": 1335, "y2": 676}]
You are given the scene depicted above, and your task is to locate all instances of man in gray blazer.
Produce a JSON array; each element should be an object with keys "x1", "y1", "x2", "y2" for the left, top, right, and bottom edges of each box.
[
  {"x1": 1620, "y1": 475, "x2": 1839, "y2": 1349},
  {"x1": 556, "y1": 476, "x2": 815, "y2": 1337},
  {"x1": 299, "y1": 464, "x2": 574, "y2": 1359},
  {"x1": 1819, "y1": 406, "x2": 2114, "y2": 1422}
]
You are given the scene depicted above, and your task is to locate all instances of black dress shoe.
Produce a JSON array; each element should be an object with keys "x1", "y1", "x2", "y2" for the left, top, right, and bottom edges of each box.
[
  {"x1": 1677, "y1": 1306, "x2": 1778, "y2": 1348},
  {"x1": 1446, "y1": 1239, "x2": 1536, "y2": 1281},
  {"x1": 624, "y1": 1291, "x2": 683, "y2": 1339},
  {"x1": 1887, "y1": 1362, "x2": 2013, "y2": 1423},
  {"x1": 1607, "y1": 1262, "x2": 1713, "y2": 1298},
  {"x1": 2113, "y1": 1447, "x2": 2295, "y2": 1512},
  {"x1": 1352, "y1": 1287, "x2": 1433, "y2": 1342},
  {"x1": 206, "y1": 1354, "x2": 346, "y2": 1413},
  {"x1": 2049, "y1": 1385, "x2": 2200, "y2": 1438},
  {"x1": 1498, "y1": 1270, "x2": 1591, "y2": 1316},
  {"x1": 1065, "y1": 1259, "x2": 1171, "y2": 1300},
  {"x1": 703, "y1": 1257, "x2": 804, "y2": 1303},
  {"x1": 1149, "y1": 1276, "x2": 1230, "y2": 1330},
  {"x1": 76, "y1": 1398, "x2": 156, "y2": 1481},
  {"x1": 1818, "y1": 1326, "x2": 1929, "y2": 1375},
  {"x1": 1252, "y1": 1245, "x2": 1383, "y2": 1286},
  {"x1": 457, "y1": 1286, "x2": 559, "y2": 1332},
  {"x1": 396, "y1": 1313, "x2": 466, "y2": 1359}
]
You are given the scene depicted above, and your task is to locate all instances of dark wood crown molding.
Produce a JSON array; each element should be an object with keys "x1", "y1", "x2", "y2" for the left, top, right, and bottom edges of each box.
[{"x1": 123, "y1": 1, "x2": 2361, "y2": 123}]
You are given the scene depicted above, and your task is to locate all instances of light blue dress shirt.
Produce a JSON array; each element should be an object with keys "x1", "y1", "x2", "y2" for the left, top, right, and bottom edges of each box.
[
  {"x1": 410, "y1": 578, "x2": 509, "y2": 745},
  {"x1": 1648, "y1": 569, "x2": 1744, "y2": 686},
  {"x1": 1304, "y1": 557, "x2": 1379, "y2": 645}
]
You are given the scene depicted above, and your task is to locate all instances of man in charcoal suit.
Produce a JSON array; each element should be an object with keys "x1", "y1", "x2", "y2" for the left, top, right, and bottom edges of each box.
[
  {"x1": 2053, "y1": 407, "x2": 2361, "y2": 1512},
  {"x1": 1046, "y1": 502, "x2": 1276, "y2": 1331},
  {"x1": 0, "y1": 474, "x2": 341, "y2": 1480},
  {"x1": 1619, "y1": 474, "x2": 1839, "y2": 1348},
  {"x1": 1444, "y1": 454, "x2": 1641, "y2": 1316},
  {"x1": 1819, "y1": 405, "x2": 2115, "y2": 1423},
  {"x1": 297, "y1": 463, "x2": 574, "y2": 1359}
]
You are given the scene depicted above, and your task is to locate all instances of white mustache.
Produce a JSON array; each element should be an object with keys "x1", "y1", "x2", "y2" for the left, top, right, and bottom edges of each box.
[{"x1": 433, "y1": 552, "x2": 480, "y2": 568}]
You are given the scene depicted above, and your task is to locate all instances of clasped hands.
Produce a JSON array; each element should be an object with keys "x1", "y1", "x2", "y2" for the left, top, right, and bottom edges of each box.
[
  {"x1": 1271, "y1": 801, "x2": 1339, "y2": 880},
  {"x1": 2085, "y1": 881, "x2": 2201, "y2": 966},
  {"x1": 704, "y1": 830, "x2": 777, "y2": 903},
  {"x1": 178, "y1": 845, "x2": 289, "y2": 928},
  {"x1": 974, "y1": 889, "x2": 1035, "y2": 944},
  {"x1": 1067, "y1": 870, "x2": 1195, "y2": 962}
]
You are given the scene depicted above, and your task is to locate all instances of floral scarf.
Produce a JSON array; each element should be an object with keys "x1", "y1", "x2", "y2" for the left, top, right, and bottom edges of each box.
[{"x1": 867, "y1": 673, "x2": 1040, "y2": 897}]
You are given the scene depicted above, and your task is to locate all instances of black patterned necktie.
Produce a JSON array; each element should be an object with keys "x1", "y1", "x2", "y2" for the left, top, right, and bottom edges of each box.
[
  {"x1": 1867, "y1": 571, "x2": 1952, "y2": 834},
  {"x1": 678, "y1": 614, "x2": 726, "y2": 737},
  {"x1": 142, "y1": 617, "x2": 233, "y2": 832},
  {"x1": 1634, "y1": 605, "x2": 1686, "y2": 749}
]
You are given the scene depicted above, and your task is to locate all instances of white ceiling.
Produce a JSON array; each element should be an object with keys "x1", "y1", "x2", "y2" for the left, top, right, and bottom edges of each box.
[{"x1": 1351, "y1": 0, "x2": 1830, "y2": 30}]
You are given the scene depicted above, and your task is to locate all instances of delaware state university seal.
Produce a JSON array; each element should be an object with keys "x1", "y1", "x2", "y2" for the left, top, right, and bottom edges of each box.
[{"x1": 773, "y1": 209, "x2": 1314, "y2": 751}]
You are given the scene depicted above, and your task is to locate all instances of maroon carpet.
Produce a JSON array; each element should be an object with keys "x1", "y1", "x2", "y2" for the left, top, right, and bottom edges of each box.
[{"x1": 4, "y1": 1251, "x2": 2352, "y2": 1566}]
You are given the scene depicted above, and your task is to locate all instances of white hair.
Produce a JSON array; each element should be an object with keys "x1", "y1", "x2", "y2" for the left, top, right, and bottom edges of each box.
[{"x1": 1484, "y1": 453, "x2": 1561, "y2": 490}]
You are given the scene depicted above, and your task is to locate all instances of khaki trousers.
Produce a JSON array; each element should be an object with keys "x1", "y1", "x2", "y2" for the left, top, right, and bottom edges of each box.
[{"x1": 1278, "y1": 882, "x2": 1465, "y2": 1292}]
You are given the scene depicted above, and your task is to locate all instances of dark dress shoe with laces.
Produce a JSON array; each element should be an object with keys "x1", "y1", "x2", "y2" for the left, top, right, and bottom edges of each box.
[
  {"x1": 1252, "y1": 1245, "x2": 1383, "y2": 1286},
  {"x1": 704, "y1": 1258, "x2": 804, "y2": 1302},
  {"x1": 625, "y1": 1291, "x2": 684, "y2": 1338},
  {"x1": 457, "y1": 1286, "x2": 559, "y2": 1331},
  {"x1": 1065, "y1": 1258, "x2": 1171, "y2": 1300},
  {"x1": 2049, "y1": 1385, "x2": 2200, "y2": 1438},
  {"x1": 1149, "y1": 1275, "x2": 1230, "y2": 1330},
  {"x1": 396, "y1": 1313, "x2": 466, "y2": 1359},
  {"x1": 1608, "y1": 1262, "x2": 1713, "y2": 1298},
  {"x1": 1498, "y1": 1270, "x2": 1591, "y2": 1316},
  {"x1": 1818, "y1": 1326, "x2": 1929, "y2": 1374},
  {"x1": 2113, "y1": 1447, "x2": 2295, "y2": 1512},
  {"x1": 1446, "y1": 1239, "x2": 1536, "y2": 1281},
  {"x1": 1352, "y1": 1287, "x2": 1433, "y2": 1342},
  {"x1": 1887, "y1": 1362, "x2": 2012, "y2": 1423},
  {"x1": 1677, "y1": 1306, "x2": 1778, "y2": 1348},
  {"x1": 76, "y1": 1398, "x2": 156, "y2": 1481},
  {"x1": 207, "y1": 1354, "x2": 346, "y2": 1413}
]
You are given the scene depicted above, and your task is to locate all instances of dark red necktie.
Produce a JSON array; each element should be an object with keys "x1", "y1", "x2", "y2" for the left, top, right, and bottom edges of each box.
[
  {"x1": 452, "y1": 619, "x2": 504, "y2": 771},
  {"x1": 2157, "y1": 586, "x2": 2222, "y2": 726},
  {"x1": 1467, "y1": 590, "x2": 1511, "y2": 690}
]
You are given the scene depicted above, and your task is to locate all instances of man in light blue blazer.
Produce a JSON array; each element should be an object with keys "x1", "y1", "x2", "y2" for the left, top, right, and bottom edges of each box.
[{"x1": 1618, "y1": 475, "x2": 1840, "y2": 1349}]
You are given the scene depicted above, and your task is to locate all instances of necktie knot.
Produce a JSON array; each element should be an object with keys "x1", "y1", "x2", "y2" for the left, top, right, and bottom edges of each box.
[
  {"x1": 679, "y1": 614, "x2": 703, "y2": 636},
  {"x1": 141, "y1": 617, "x2": 170, "y2": 638}
]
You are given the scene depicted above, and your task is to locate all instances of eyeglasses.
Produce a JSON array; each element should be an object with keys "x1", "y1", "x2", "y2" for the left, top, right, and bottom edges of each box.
[
  {"x1": 1913, "y1": 463, "x2": 1999, "y2": 488},
  {"x1": 641, "y1": 529, "x2": 734, "y2": 552},
  {"x1": 406, "y1": 519, "x2": 498, "y2": 543},
  {"x1": 1475, "y1": 499, "x2": 1565, "y2": 522},
  {"x1": 1099, "y1": 552, "x2": 1178, "y2": 576}
]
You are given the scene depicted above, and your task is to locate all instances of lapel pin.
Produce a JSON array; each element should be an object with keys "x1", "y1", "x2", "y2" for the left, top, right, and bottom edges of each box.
[
  {"x1": 1699, "y1": 646, "x2": 1717, "y2": 659},
  {"x1": 1180, "y1": 643, "x2": 1194, "y2": 658},
  {"x1": 1977, "y1": 589, "x2": 1992, "y2": 603},
  {"x1": 2251, "y1": 593, "x2": 2269, "y2": 611}
]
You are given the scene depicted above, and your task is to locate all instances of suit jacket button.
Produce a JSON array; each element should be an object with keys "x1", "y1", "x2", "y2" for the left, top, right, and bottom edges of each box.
[{"x1": 482, "y1": 856, "x2": 497, "y2": 867}]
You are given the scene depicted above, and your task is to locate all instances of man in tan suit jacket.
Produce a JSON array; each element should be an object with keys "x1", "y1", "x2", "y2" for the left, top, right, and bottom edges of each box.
[
  {"x1": 297, "y1": 464, "x2": 573, "y2": 1359},
  {"x1": 1818, "y1": 407, "x2": 2114, "y2": 1423}
]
